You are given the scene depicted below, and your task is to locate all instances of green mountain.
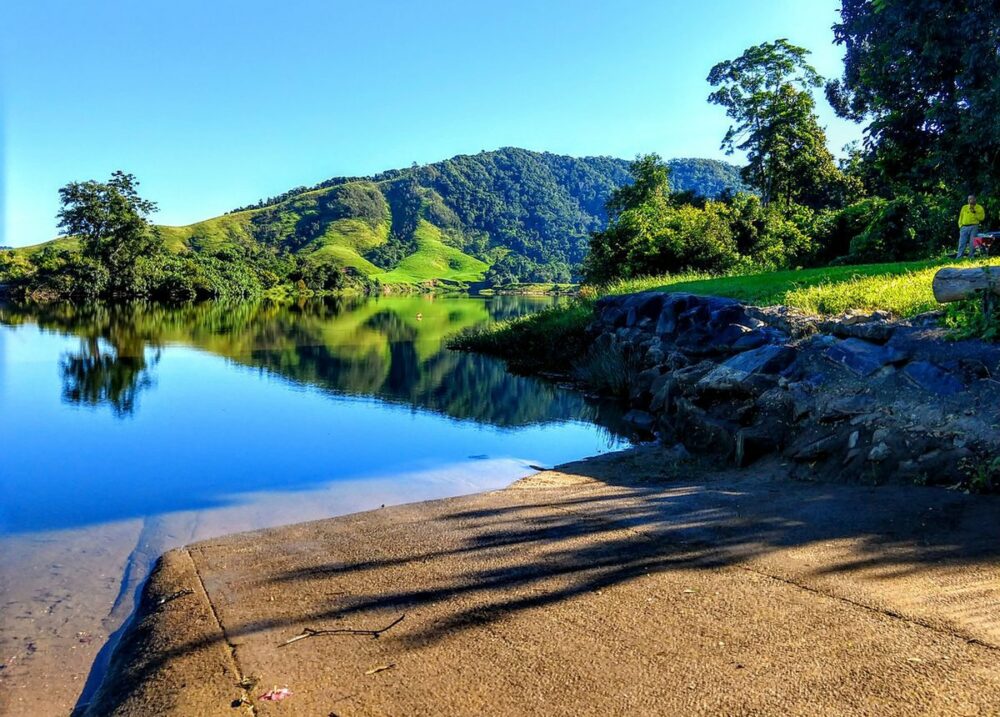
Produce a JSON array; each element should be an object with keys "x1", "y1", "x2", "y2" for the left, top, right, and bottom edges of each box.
[{"x1": 23, "y1": 149, "x2": 744, "y2": 287}]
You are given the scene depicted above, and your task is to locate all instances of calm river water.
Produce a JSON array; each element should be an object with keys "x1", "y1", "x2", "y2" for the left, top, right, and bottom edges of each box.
[{"x1": 0, "y1": 294, "x2": 630, "y2": 714}]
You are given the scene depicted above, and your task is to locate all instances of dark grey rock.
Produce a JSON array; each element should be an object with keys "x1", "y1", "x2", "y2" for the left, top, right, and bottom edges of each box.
[
  {"x1": 697, "y1": 344, "x2": 798, "y2": 394},
  {"x1": 788, "y1": 432, "x2": 842, "y2": 461},
  {"x1": 736, "y1": 421, "x2": 786, "y2": 467},
  {"x1": 868, "y1": 442, "x2": 891, "y2": 462},
  {"x1": 674, "y1": 399, "x2": 737, "y2": 457},
  {"x1": 644, "y1": 347, "x2": 666, "y2": 368},
  {"x1": 625, "y1": 293, "x2": 667, "y2": 327},
  {"x1": 902, "y1": 360, "x2": 964, "y2": 396},
  {"x1": 825, "y1": 337, "x2": 908, "y2": 376},
  {"x1": 819, "y1": 394, "x2": 877, "y2": 422},
  {"x1": 623, "y1": 409, "x2": 656, "y2": 432},
  {"x1": 731, "y1": 330, "x2": 771, "y2": 352}
]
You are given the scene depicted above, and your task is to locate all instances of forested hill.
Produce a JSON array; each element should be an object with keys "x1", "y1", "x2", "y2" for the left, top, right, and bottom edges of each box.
[{"x1": 91, "y1": 149, "x2": 743, "y2": 287}]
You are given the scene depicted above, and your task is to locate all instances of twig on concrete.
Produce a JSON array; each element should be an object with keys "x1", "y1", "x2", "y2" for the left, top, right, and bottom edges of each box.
[
  {"x1": 157, "y1": 588, "x2": 194, "y2": 607},
  {"x1": 279, "y1": 614, "x2": 406, "y2": 647}
]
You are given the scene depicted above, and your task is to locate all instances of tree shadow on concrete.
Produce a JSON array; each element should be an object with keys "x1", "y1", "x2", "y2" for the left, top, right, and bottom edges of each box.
[
  {"x1": 252, "y1": 447, "x2": 1000, "y2": 650},
  {"x1": 83, "y1": 446, "x2": 1000, "y2": 713}
]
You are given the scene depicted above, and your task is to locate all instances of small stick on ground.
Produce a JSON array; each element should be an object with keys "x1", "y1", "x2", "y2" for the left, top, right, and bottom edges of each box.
[
  {"x1": 157, "y1": 588, "x2": 194, "y2": 607},
  {"x1": 279, "y1": 614, "x2": 406, "y2": 647}
]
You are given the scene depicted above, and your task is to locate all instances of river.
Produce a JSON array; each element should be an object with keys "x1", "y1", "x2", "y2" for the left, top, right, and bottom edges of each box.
[{"x1": 0, "y1": 294, "x2": 631, "y2": 715}]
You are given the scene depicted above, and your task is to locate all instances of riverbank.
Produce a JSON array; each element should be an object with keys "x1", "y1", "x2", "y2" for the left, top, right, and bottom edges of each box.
[{"x1": 83, "y1": 446, "x2": 1000, "y2": 715}]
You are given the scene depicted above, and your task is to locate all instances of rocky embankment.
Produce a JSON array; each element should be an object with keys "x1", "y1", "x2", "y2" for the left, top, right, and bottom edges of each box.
[{"x1": 593, "y1": 292, "x2": 1000, "y2": 485}]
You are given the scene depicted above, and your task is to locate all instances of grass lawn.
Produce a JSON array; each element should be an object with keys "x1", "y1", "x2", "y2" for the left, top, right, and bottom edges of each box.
[
  {"x1": 602, "y1": 256, "x2": 1000, "y2": 318},
  {"x1": 450, "y1": 255, "x2": 1000, "y2": 368}
]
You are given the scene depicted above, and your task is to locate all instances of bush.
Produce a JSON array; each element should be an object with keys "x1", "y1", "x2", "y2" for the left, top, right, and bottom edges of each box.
[
  {"x1": 848, "y1": 192, "x2": 953, "y2": 262},
  {"x1": 722, "y1": 193, "x2": 815, "y2": 270},
  {"x1": 448, "y1": 301, "x2": 594, "y2": 373},
  {"x1": 812, "y1": 197, "x2": 887, "y2": 263},
  {"x1": 574, "y1": 341, "x2": 642, "y2": 398}
]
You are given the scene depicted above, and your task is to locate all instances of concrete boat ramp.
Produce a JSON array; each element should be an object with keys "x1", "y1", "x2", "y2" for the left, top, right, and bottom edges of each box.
[{"x1": 84, "y1": 448, "x2": 1000, "y2": 716}]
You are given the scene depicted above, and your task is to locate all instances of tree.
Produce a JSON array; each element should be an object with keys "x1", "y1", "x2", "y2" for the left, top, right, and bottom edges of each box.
[
  {"x1": 57, "y1": 171, "x2": 160, "y2": 294},
  {"x1": 827, "y1": 0, "x2": 1000, "y2": 193},
  {"x1": 584, "y1": 155, "x2": 742, "y2": 282},
  {"x1": 707, "y1": 40, "x2": 844, "y2": 208}
]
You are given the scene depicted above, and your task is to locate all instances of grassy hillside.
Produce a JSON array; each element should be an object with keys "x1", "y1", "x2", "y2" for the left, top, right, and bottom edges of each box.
[
  {"x1": 11, "y1": 150, "x2": 743, "y2": 289},
  {"x1": 374, "y1": 221, "x2": 488, "y2": 285}
]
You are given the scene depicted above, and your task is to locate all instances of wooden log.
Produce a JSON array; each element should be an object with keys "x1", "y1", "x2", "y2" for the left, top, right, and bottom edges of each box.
[{"x1": 932, "y1": 267, "x2": 1000, "y2": 303}]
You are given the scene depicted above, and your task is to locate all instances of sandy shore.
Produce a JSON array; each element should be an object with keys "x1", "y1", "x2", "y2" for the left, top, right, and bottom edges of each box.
[{"x1": 80, "y1": 446, "x2": 1000, "y2": 716}]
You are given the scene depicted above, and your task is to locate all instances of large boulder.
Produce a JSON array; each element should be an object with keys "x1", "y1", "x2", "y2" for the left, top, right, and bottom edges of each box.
[
  {"x1": 697, "y1": 344, "x2": 798, "y2": 394},
  {"x1": 825, "y1": 338, "x2": 908, "y2": 376},
  {"x1": 902, "y1": 360, "x2": 964, "y2": 396}
]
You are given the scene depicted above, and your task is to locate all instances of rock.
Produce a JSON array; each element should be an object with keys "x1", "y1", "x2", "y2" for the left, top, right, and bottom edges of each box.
[
  {"x1": 787, "y1": 386, "x2": 814, "y2": 421},
  {"x1": 736, "y1": 423, "x2": 784, "y2": 466},
  {"x1": 843, "y1": 448, "x2": 863, "y2": 465},
  {"x1": 819, "y1": 394, "x2": 877, "y2": 422},
  {"x1": 841, "y1": 310, "x2": 892, "y2": 326},
  {"x1": 788, "y1": 432, "x2": 842, "y2": 461},
  {"x1": 820, "y1": 311, "x2": 895, "y2": 343},
  {"x1": 848, "y1": 431, "x2": 860, "y2": 449},
  {"x1": 625, "y1": 293, "x2": 667, "y2": 327},
  {"x1": 872, "y1": 427, "x2": 890, "y2": 444},
  {"x1": 868, "y1": 442, "x2": 891, "y2": 462},
  {"x1": 674, "y1": 399, "x2": 737, "y2": 457},
  {"x1": 711, "y1": 323, "x2": 752, "y2": 349},
  {"x1": 630, "y1": 366, "x2": 666, "y2": 405},
  {"x1": 902, "y1": 360, "x2": 964, "y2": 396},
  {"x1": 644, "y1": 347, "x2": 666, "y2": 368},
  {"x1": 696, "y1": 345, "x2": 797, "y2": 394},
  {"x1": 662, "y1": 443, "x2": 692, "y2": 462},
  {"x1": 731, "y1": 330, "x2": 770, "y2": 352},
  {"x1": 623, "y1": 409, "x2": 656, "y2": 432},
  {"x1": 670, "y1": 361, "x2": 715, "y2": 394},
  {"x1": 747, "y1": 305, "x2": 820, "y2": 338},
  {"x1": 601, "y1": 306, "x2": 627, "y2": 329},
  {"x1": 825, "y1": 338, "x2": 908, "y2": 377},
  {"x1": 648, "y1": 379, "x2": 675, "y2": 413}
]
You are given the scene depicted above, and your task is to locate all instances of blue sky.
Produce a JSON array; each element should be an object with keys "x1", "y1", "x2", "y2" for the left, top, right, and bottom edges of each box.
[{"x1": 1, "y1": 0, "x2": 862, "y2": 247}]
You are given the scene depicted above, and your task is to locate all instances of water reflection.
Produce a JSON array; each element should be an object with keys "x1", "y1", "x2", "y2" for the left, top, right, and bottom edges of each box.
[
  {"x1": 0, "y1": 295, "x2": 619, "y2": 428},
  {"x1": 61, "y1": 339, "x2": 159, "y2": 417},
  {"x1": 0, "y1": 294, "x2": 633, "y2": 713}
]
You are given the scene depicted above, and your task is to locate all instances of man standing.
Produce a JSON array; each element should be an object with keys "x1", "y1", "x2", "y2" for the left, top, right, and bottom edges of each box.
[{"x1": 957, "y1": 194, "x2": 986, "y2": 259}]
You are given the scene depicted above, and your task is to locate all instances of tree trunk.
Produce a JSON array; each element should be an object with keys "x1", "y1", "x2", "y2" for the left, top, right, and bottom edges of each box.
[{"x1": 932, "y1": 267, "x2": 1000, "y2": 303}]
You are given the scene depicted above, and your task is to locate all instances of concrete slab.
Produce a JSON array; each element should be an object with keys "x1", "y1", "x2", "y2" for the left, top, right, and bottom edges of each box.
[{"x1": 85, "y1": 448, "x2": 1000, "y2": 716}]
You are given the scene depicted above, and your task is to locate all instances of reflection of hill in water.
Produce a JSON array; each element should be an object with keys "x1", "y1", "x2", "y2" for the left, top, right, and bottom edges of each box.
[{"x1": 0, "y1": 297, "x2": 628, "y2": 432}]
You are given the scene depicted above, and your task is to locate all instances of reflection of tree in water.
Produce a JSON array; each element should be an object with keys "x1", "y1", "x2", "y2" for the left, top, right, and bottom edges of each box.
[
  {"x1": 0, "y1": 296, "x2": 628, "y2": 435},
  {"x1": 61, "y1": 336, "x2": 158, "y2": 417},
  {"x1": 42, "y1": 303, "x2": 163, "y2": 416}
]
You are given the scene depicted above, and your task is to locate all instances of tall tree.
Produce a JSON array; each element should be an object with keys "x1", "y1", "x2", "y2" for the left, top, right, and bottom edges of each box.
[
  {"x1": 827, "y1": 0, "x2": 1000, "y2": 192},
  {"x1": 57, "y1": 171, "x2": 160, "y2": 294},
  {"x1": 707, "y1": 39, "x2": 843, "y2": 208}
]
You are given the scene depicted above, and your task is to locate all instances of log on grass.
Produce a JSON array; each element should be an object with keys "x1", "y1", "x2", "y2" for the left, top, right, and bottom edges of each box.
[{"x1": 932, "y1": 267, "x2": 1000, "y2": 303}]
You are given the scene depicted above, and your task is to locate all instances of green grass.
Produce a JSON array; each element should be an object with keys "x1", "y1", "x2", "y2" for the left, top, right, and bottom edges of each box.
[
  {"x1": 157, "y1": 211, "x2": 258, "y2": 253},
  {"x1": 453, "y1": 255, "x2": 1000, "y2": 366},
  {"x1": 448, "y1": 302, "x2": 594, "y2": 372},
  {"x1": 603, "y1": 257, "x2": 1000, "y2": 318},
  {"x1": 373, "y1": 220, "x2": 488, "y2": 285}
]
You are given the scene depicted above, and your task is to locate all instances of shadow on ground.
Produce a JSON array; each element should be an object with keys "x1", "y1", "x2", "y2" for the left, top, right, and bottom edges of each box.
[{"x1": 85, "y1": 446, "x2": 1000, "y2": 714}]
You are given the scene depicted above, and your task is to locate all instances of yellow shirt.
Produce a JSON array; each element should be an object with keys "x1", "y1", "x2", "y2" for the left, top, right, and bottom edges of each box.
[{"x1": 958, "y1": 203, "x2": 985, "y2": 227}]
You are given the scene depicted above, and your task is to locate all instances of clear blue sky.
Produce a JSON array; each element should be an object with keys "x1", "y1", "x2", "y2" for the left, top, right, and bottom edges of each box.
[{"x1": 1, "y1": 0, "x2": 861, "y2": 247}]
